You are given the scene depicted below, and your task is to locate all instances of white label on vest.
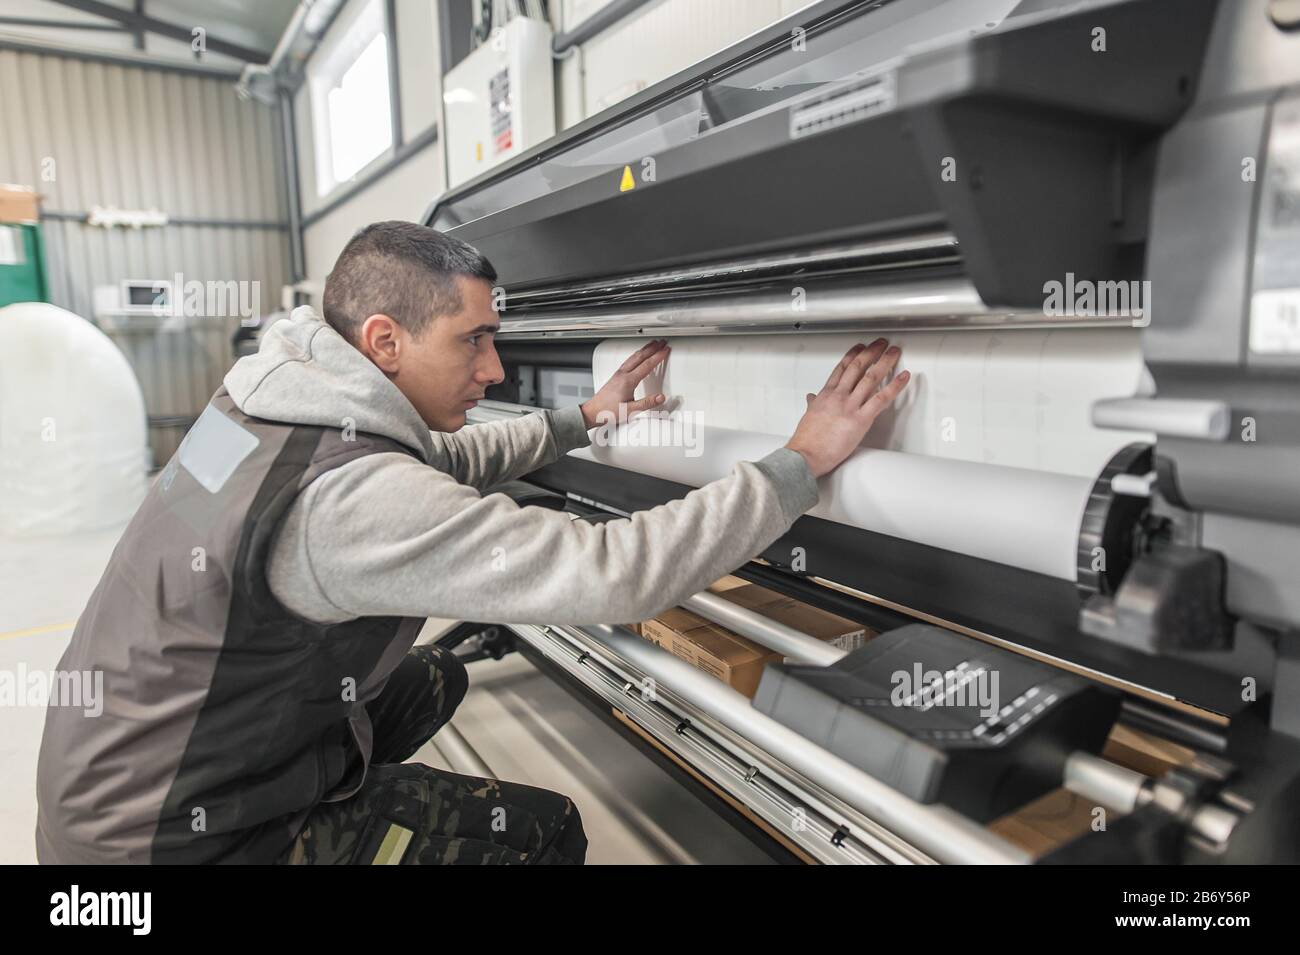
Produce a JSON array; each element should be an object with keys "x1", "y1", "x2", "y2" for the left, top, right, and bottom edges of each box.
[{"x1": 179, "y1": 405, "x2": 259, "y2": 493}]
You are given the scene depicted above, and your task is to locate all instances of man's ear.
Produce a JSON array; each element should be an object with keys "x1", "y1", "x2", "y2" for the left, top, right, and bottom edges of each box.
[{"x1": 358, "y1": 314, "x2": 402, "y2": 373}]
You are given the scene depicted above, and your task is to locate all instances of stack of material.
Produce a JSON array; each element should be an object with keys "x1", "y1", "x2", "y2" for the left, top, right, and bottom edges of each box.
[
  {"x1": 0, "y1": 184, "x2": 45, "y2": 307},
  {"x1": 633, "y1": 578, "x2": 870, "y2": 697}
]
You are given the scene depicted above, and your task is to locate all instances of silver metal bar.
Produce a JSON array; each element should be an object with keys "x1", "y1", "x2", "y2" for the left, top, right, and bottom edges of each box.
[
  {"x1": 1064, "y1": 751, "x2": 1150, "y2": 812},
  {"x1": 279, "y1": 87, "x2": 306, "y2": 283},
  {"x1": 501, "y1": 232, "x2": 959, "y2": 307},
  {"x1": 0, "y1": 16, "x2": 126, "y2": 31},
  {"x1": 434, "y1": 723, "x2": 494, "y2": 777},
  {"x1": 1092, "y1": 396, "x2": 1230, "y2": 441},
  {"x1": 39, "y1": 210, "x2": 288, "y2": 230},
  {"x1": 1111, "y1": 470, "x2": 1157, "y2": 498},
  {"x1": 1188, "y1": 803, "x2": 1240, "y2": 850},
  {"x1": 495, "y1": 277, "x2": 1126, "y2": 339},
  {"x1": 384, "y1": 0, "x2": 404, "y2": 149},
  {"x1": 682, "y1": 592, "x2": 846, "y2": 667},
  {"x1": 1065, "y1": 752, "x2": 1244, "y2": 850},
  {"x1": 552, "y1": 622, "x2": 1029, "y2": 864},
  {"x1": 237, "y1": 0, "x2": 346, "y2": 102},
  {"x1": 514, "y1": 622, "x2": 921, "y2": 864}
]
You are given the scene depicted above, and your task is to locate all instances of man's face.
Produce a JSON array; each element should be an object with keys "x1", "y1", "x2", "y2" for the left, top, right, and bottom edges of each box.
[{"x1": 379, "y1": 276, "x2": 503, "y2": 432}]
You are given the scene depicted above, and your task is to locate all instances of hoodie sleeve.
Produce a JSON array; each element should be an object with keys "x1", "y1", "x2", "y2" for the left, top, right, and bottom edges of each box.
[
  {"x1": 425, "y1": 405, "x2": 592, "y2": 492},
  {"x1": 266, "y1": 446, "x2": 819, "y2": 626}
]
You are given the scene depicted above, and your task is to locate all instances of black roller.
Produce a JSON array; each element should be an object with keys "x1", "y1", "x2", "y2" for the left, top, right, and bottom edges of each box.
[{"x1": 1076, "y1": 443, "x2": 1154, "y2": 602}]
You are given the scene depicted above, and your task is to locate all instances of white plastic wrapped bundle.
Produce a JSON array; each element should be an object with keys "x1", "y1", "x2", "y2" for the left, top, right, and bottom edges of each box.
[{"x1": 0, "y1": 302, "x2": 148, "y2": 535}]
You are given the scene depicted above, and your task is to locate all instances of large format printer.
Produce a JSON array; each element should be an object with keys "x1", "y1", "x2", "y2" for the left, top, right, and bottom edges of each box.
[{"x1": 424, "y1": 0, "x2": 1300, "y2": 864}]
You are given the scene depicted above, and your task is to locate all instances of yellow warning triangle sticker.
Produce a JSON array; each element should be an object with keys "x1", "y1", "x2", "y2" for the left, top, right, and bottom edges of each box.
[{"x1": 619, "y1": 165, "x2": 635, "y2": 192}]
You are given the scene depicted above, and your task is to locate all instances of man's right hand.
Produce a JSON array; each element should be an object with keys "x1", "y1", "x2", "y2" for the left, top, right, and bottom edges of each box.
[{"x1": 784, "y1": 339, "x2": 910, "y2": 479}]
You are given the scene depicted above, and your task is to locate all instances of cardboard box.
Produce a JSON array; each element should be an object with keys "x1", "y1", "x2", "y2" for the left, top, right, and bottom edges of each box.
[
  {"x1": 722, "y1": 583, "x2": 871, "y2": 652},
  {"x1": 706, "y1": 575, "x2": 749, "y2": 594},
  {"x1": 641, "y1": 606, "x2": 780, "y2": 697},
  {"x1": 0, "y1": 185, "x2": 40, "y2": 224},
  {"x1": 635, "y1": 579, "x2": 875, "y2": 697},
  {"x1": 1102, "y1": 723, "x2": 1195, "y2": 777},
  {"x1": 988, "y1": 788, "x2": 1096, "y2": 857}
]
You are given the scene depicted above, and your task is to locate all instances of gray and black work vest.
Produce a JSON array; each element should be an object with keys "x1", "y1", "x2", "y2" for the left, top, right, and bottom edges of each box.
[{"x1": 35, "y1": 389, "x2": 426, "y2": 864}]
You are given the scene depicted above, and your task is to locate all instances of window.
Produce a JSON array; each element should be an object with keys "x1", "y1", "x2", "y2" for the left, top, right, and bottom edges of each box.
[
  {"x1": 309, "y1": 0, "x2": 393, "y2": 197},
  {"x1": 327, "y1": 34, "x2": 392, "y2": 185}
]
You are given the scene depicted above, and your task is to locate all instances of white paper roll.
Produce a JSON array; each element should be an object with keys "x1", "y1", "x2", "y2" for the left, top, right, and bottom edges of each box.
[
  {"x1": 580, "y1": 327, "x2": 1158, "y2": 579},
  {"x1": 573, "y1": 421, "x2": 1091, "y2": 580},
  {"x1": 593, "y1": 328, "x2": 1151, "y2": 479}
]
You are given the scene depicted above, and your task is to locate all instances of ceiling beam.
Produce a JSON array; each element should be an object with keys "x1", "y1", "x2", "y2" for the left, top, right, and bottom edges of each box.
[
  {"x1": 0, "y1": 35, "x2": 242, "y2": 78},
  {"x1": 0, "y1": 17, "x2": 128, "y2": 31},
  {"x1": 46, "y1": 0, "x2": 271, "y2": 63}
]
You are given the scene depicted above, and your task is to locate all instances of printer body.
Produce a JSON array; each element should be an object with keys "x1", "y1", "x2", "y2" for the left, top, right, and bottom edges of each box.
[{"x1": 425, "y1": 0, "x2": 1300, "y2": 864}]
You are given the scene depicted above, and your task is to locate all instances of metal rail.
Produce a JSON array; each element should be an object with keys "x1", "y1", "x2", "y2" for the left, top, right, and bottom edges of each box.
[
  {"x1": 530, "y1": 621, "x2": 1032, "y2": 864},
  {"x1": 511, "y1": 621, "x2": 926, "y2": 864},
  {"x1": 499, "y1": 232, "x2": 960, "y2": 309},
  {"x1": 493, "y1": 276, "x2": 1127, "y2": 339},
  {"x1": 682, "y1": 591, "x2": 845, "y2": 667}
]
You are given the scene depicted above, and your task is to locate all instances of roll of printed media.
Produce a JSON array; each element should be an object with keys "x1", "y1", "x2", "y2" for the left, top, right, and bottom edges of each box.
[{"x1": 570, "y1": 329, "x2": 1152, "y2": 581}]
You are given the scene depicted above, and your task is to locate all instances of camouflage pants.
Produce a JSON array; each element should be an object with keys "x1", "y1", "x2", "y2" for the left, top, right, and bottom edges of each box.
[{"x1": 279, "y1": 644, "x2": 588, "y2": 865}]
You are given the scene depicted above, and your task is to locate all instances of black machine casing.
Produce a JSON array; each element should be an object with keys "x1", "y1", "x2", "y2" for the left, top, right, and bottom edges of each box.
[
  {"x1": 428, "y1": 0, "x2": 1300, "y2": 863},
  {"x1": 754, "y1": 624, "x2": 1122, "y2": 822}
]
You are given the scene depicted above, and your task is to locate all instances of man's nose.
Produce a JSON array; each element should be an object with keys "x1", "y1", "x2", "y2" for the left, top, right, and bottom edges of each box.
[{"x1": 477, "y1": 344, "x2": 505, "y2": 386}]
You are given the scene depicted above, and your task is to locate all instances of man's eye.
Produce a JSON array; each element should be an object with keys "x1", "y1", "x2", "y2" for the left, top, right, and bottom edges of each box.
[{"x1": 468, "y1": 335, "x2": 480, "y2": 346}]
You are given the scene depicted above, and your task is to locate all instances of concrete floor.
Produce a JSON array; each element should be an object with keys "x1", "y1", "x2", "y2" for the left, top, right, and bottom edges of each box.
[{"x1": 0, "y1": 523, "x2": 772, "y2": 865}]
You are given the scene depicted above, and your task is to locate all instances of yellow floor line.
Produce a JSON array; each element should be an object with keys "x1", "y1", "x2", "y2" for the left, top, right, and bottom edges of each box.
[{"x1": 0, "y1": 621, "x2": 77, "y2": 641}]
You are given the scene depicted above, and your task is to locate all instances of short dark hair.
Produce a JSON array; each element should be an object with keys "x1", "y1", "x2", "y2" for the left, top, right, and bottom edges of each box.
[{"x1": 322, "y1": 220, "x2": 497, "y2": 344}]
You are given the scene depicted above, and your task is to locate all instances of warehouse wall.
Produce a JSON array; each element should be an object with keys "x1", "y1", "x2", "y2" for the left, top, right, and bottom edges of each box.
[
  {"x1": 0, "y1": 47, "x2": 290, "y2": 464},
  {"x1": 295, "y1": 0, "x2": 813, "y2": 292},
  {"x1": 0, "y1": 49, "x2": 289, "y2": 322}
]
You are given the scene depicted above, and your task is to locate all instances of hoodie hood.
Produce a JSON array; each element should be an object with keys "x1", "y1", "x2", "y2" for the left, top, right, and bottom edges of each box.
[{"x1": 224, "y1": 306, "x2": 434, "y2": 463}]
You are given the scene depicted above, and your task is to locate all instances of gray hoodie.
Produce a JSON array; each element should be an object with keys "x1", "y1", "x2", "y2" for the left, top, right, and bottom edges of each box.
[{"x1": 224, "y1": 306, "x2": 820, "y2": 627}]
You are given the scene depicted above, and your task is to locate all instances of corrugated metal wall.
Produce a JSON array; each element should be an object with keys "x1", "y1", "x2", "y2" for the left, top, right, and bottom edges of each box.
[{"x1": 0, "y1": 48, "x2": 290, "y2": 464}]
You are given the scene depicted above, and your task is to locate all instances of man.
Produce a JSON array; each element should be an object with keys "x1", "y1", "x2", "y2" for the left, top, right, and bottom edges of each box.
[{"x1": 36, "y1": 220, "x2": 908, "y2": 865}]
